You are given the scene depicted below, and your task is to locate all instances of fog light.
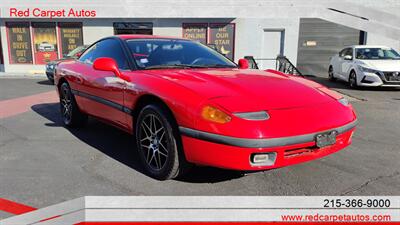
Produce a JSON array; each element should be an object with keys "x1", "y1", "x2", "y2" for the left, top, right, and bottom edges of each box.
[
  {"x1": 253, "y1": 154, "x2": 268, "y2": 163},
  {"x1": 250, "y1": 152, "x2": 276, "y2": 166}
]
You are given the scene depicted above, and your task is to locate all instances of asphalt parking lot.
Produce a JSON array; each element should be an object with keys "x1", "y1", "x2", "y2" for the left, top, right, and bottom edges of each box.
[{"x1": 1, "y1": 75, "x2": 399, "y2": 219}]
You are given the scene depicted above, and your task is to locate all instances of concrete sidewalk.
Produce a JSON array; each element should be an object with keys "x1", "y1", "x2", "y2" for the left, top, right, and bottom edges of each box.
[{"x1": 0, "y1": 72, "x2": 46, "y2": 79}]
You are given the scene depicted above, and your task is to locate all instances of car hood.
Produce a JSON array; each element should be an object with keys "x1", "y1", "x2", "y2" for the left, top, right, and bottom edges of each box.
[
  {"x1": 358, "y1": 60, "x2": 400, "y2": 71},
  {"x1": 142, "y1": 69, "x2": 335, "y2": 112}
]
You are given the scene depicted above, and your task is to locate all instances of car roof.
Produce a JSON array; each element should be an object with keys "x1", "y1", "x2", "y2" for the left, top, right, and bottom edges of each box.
[
  {"x1": 350, "y1": 45, "x2": 391, "y2": 49},
  {"x1": 115, "y1": 34, "x2": 187, "y2": 41}
]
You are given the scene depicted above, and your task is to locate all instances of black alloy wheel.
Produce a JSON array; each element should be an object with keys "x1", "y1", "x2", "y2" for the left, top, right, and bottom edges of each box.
[
  {"x1": 59, "y1": 82, "x2": 87, "y2": 127},
  {"x1": 136, "y1": 104, "x2": 189, "y2": 180}
]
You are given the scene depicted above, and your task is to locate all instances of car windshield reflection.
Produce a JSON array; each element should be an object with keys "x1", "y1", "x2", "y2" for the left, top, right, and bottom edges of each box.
[
  {"x1": 126, "y1": 39, "x2": 237, "y2": 69},
  {"x1": 355, "y1": 48, "x2": 400, "y2": 60}
]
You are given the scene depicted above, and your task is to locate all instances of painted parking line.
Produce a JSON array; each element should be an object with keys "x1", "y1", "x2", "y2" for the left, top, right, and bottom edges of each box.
[
  {"x1": 0, "y1": 198, "x2": 36, "y2": 215},
  {"x1": 0, "y1": 91, "x2": 58, "y2": 119}
]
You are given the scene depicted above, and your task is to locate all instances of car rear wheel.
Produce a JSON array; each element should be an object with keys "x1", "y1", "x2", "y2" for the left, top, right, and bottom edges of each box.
[
  {"x1": 135, "y1": 104, "x2": 188, "y2": 180},
  {"x1": 328, "y1": 66, "x2": 336, "y2": 81},
  {"x1": 349, "y1": 71, "x2": 358, "y2": 88},
  {"x1": 59, "y1": 82, "x2": 87, "y2": 127}
]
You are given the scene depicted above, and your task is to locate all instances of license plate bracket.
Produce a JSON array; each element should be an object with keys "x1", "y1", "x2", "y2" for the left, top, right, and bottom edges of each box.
[{"x1": 315, "y1": 130, "x2": 338, "y2": 148}]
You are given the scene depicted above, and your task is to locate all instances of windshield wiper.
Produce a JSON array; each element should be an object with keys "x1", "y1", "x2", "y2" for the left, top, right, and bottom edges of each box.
[
  {"x1": 144, "y1": 64, "x2": 208, "y2": 70},
  {"x1": 143, "y1": 64, "x2": 237, "y2": 70},
  {"x1": 204, "y1": 64, "x2": 237, "y2": 68},
  {"x1": 177, "y1": 64, "x2": 237, "y2": 68},
  {"x1": 144, "y1": 65, "x2": 187, "y2": 70},
  {"x1": 173, "y1": 64, "x2": 210, "y2": 68}
]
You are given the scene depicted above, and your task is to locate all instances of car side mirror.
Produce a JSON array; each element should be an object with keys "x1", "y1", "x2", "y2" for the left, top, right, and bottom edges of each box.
[
  {"x1": 238, "y1": 58, "x2": 249, "y2": 69},
  {"x1": 93, "y1": 57, "x2": 130, "y2": 81},
  {"x1": 344, "y1": 55, "x2": 353, "y2": 60}
]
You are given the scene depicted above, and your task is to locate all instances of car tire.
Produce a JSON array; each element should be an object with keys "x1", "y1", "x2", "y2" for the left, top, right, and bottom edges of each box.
[
  {"x1": 349, "y1": 70, "x2": 358, "y2": 89},
  {"x1": 59, "y1": 82, "x2": 88, "y2": 127},
  {"x1": 135, "y1": 104, "x2": 190, "y2": 180},
  {"x1": 328, "y1": 66, "x2": 336, "y2": 81},
  {"x1": 47, "y1": 75, "x2": 55, "y2": 85}
]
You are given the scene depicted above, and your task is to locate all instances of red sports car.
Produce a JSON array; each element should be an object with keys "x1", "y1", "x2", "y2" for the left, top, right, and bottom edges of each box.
[{"x1": 55, "y1": 35, "x2": 357, "y2": 180}]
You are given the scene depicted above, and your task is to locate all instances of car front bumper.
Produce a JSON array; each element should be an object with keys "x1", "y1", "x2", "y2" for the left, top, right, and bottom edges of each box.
[
  {"x1": 180, "y1": 120, "x2": 357, "y2": 171},
  {"x1": 359, "y1": 71, "x2": 400, "y2": 87}
]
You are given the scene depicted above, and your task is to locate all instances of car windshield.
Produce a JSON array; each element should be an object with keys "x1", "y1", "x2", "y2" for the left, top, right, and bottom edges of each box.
[
  {"x1": 355, "y1": 48, "x2": 400, "y2": 60},
  {"x1": 125, "y1": 39, "x2": 237, "y2": 69},
  {"x1": 66, "y1": 46, "x2": 86, "y2": 58}
]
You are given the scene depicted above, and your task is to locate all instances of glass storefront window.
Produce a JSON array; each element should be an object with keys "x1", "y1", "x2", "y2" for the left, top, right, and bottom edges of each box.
[
  {"x1": 182, "y1": 23, "x2": 208, "y2": 45},
  {"x1": 209, "y1": 23, "x2": 235, "y2": 61},
  {"x1": 58, "y1": 22, "x2": 84, "y2": 57},
  {"x1": 182, "y1": 23, "x2": 236, "y2": 61},
  {"x1": 32, "y1": 22, "x2": 59, "y2": 64},
  {"x1": 6, "y1": 22, "x2": 33, "y2": 64}
]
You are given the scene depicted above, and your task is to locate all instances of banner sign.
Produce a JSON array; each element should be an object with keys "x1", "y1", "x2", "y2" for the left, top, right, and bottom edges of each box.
[
  {"x1": 8, "y1": 8, "x2": 97, "y2": 18},
  {"x1": 6, "y1": 22, "x2": 33, "y2": 64},
  {"x1": 209, "y1": 23, "x2": 235, "y2": 60},
  {"x1": 182, "y1": 23, "x2": 208, "y2": 45},
  {"x1": 1, "y1": 196, "x2": 398, "y2": 224},
  {"x1": 59, "y1": 22, "x2": 83, "y2": 57},
  {"x1": 32, "y1": 22, "x2": 58, "y2": 64}
]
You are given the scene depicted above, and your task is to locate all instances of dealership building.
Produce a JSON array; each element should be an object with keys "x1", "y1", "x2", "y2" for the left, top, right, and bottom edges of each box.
[{"x1": 0, "y1": 0, "x2": 399, "y2": 75}]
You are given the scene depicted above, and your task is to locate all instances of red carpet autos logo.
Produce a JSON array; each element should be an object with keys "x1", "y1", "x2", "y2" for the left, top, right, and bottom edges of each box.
[{"x1": 9, "y1": 8, "x2": 97, "y2": 18}]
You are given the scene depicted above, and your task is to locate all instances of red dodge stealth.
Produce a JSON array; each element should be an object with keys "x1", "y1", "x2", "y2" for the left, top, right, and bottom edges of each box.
[{"x1": 55, "y1": 35, "x2": 357, "y2": 180}]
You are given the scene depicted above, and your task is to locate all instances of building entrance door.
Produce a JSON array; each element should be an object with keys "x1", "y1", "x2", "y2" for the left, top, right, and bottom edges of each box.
[{"x1": 260, "y1": 29, "x2": 285, "y2": 70}]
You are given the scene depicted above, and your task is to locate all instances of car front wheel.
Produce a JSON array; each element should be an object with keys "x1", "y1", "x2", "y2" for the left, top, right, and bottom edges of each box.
[
  {"x1": 349, "y1": 71, "x2": 358, "y2": 88},
  {"x1": 328, "y1": 66, "x2": 336, "y2": 81},
  {"x1": 135, "y1": 104, "x2": 189, "y2": 180}
]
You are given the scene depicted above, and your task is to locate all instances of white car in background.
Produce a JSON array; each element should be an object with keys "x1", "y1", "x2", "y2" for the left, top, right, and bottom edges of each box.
[{"x1": 329, "y1": 45, "x2": 400, "y2": 88}]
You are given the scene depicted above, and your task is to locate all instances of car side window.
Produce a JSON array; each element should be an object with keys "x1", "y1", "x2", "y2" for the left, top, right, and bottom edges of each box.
[
  {"x1": 95, "y1": 39, "x2": 129, "y2": 70},
  {"x1": 344, "y1": 48, "x2": 353, "y2": 57},
  {"x1": 339, "y1": 48, "x2": 346, "y2": 57},
  {"x1": 79, "y1": 43, "x2": 98, "y2": 64},
  {"x1": 339, "y1": 48, "x2": 352, "y2": 58},
  {"x1": 79, "y1": 39, "x2": 129, "y2": 70}
]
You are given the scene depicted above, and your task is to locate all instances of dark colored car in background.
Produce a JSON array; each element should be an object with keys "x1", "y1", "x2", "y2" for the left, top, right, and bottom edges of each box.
[{"x1": 46, "y1": 45, "x2": 88, "y2": 84}]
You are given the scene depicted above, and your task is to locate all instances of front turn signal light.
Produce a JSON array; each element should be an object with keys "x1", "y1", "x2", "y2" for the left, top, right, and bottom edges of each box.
[{"x1": 201, "y1": 106, "x2": 231, "y2": 124}]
